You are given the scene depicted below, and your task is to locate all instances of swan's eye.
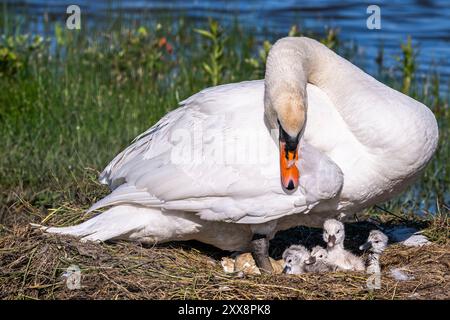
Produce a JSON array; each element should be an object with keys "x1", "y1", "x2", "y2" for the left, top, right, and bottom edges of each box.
[
  {"x1": 288, "y1": 259, "x2": 292, "y2": 263},
  {"x1": 337, "y1": 230, "x2": 340, "y2": 234}
]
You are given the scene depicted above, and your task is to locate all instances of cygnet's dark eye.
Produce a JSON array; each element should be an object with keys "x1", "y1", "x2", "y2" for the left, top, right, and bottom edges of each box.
[
  {"x1": 288, "y1": 259, "x2": 292, "y2": 263},
  {"x1": 319, "y1": 255, "x2": 323, "y2": 258},
  {"x1": 375, "y1": 240, "x2": 380, "y2": 243},
  {"x1": 337, "y1": 230, "x2": 340, "y2": 234}
]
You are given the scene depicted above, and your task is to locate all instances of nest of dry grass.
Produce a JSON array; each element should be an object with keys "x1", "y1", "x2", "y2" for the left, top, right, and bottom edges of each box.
[{"x1": 1, "y1": 221, "x2": 448, "y2": 300}]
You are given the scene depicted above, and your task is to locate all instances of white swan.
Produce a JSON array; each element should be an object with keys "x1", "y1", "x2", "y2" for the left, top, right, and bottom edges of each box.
[{"x1": 43, "y1": 37, "x2": 438, "y2": 273}]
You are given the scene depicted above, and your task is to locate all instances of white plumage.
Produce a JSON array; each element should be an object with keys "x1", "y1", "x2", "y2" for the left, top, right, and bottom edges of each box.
[{"x1": 44, "y1": 37, "x2": 438, "y2": 254}]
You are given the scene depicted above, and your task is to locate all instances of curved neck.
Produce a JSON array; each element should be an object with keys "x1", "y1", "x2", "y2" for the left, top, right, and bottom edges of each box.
[
  {"x1": 264, "y1": 37, "x2": 387, "y2": 131},
  {"x1": 263, "y1": 37, "x2": 429, "y2": 151},
  {"x1": 263, "y1": 36, "x2": 438, "y2": 180}
]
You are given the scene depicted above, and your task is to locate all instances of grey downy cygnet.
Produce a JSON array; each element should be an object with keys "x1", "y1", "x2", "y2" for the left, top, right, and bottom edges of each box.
[
  {"x1": 304, "y1": 245, "x2": 335, "y2": 272},
  {"x1": 282, "y1": 244, "x2": 311, "y2": 275},
  {"x1": 360, "y1": 229, "x2": 389, "y2": 274}
]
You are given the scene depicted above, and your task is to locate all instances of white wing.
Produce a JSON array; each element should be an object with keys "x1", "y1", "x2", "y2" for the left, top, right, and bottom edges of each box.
[{"x1": 95, "y1": 80, "x2": 343, "y2": 224}]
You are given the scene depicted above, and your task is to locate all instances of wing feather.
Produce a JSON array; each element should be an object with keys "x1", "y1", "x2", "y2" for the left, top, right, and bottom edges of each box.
[{"x1": 93, "y1": 80, "x2": 344, "y2": 224}]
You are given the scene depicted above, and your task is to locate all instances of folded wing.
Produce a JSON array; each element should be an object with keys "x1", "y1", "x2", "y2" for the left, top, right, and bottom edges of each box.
[{"x1": 94, "y1": 81, "x2": 343, "y2": 224}]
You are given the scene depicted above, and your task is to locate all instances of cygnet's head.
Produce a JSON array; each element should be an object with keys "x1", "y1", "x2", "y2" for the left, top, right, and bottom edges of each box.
[
  {"x1": 359, "y1": 230, "x2": 389, "y2": 254},
  {"x1": 323, "y1": 219, "x2": 345, "y2": 248},
  {"x1": 282, "y1": 244, "x2": 310, "y2": 274},
  {"x1": 305, "y1": 245, "x2": 328, "y2": 265}
]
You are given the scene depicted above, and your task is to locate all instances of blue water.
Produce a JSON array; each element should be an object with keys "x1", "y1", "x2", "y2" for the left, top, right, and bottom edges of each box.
[{"x1": 6, "y1": 0, "x2": 450, "y2": 88}]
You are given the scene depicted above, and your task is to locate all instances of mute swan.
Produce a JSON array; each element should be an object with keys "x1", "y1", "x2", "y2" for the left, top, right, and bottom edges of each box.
[
  {"x1": 42, "y1": 37, "x2": 438, "y2": 274},
  {"x1": 360, "y1": 230, "x2": 389, "y2": 274},
  {"x1": 323, "y1": 219, "x2": 365, "y2": 271},
  {"x1": 282, "y1": 244, "x2": 311, "y2": 274},
  {"x1": 305, "y1": 245, "x2": 335, "y2": 273}
]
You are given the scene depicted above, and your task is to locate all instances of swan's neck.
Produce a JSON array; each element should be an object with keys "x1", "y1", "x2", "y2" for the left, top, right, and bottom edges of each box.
[
  {"x1": 367, "y1": 252, "x2": 381, "y2": 274},
  {"x1": 264, "y1": 37, "x2": 386, "y2": 135},
  {"x1": 264, "y1": 37, "x2": 438, "y2": 175},
  {"x1": 328, "y1": 242, "x2": 344, "y2": 252}
]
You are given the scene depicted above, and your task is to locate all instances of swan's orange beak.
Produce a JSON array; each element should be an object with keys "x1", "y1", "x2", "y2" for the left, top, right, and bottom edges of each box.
[{"x1": 279, "y1": 141, "x2": 299, "y2": 191}]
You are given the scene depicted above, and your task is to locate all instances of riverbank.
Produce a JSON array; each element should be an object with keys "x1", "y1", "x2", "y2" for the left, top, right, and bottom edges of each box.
[{"x1": 0, "y1": 18, "x2": 448, "y2": 300}]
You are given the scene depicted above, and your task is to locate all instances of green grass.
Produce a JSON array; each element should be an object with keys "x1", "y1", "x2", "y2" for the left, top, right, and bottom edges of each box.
[{"x1": 0, "y1": 14, "x2": 448, "y2": 225}]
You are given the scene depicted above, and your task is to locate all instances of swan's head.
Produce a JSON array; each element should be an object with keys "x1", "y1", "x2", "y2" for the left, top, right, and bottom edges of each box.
[
  {"x1": 282, "y1": 244, "x2": 310, "y2": 274},
  {"x1": 270, "y1": 92, "x2": 306, "y2": 192},
  {"x1": 264, "y1": 38, "x2": 309, "y2": 192},
  {"x1": 323, "y1": 219, "x2": 345, "y2": 248},
  {"x1": 359, "y1": 230, "x2": 389, "y2": 254},
  {"x1": 305, "y1": 245, "x2": 328, "y2": 265}
]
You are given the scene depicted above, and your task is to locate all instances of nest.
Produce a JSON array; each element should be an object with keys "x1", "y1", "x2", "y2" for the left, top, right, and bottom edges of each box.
[{"x1": 1, "y1": 222, "x2": 448, "y2": 300}]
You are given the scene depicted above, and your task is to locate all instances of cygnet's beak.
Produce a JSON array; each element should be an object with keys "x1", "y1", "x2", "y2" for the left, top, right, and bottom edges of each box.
[
  {"x1": 279, "y1": 126, "x2": 300, "y2": 192},
  {"x1": 282, "y1": 265, "x2": 291, "y2": 274},
  {"x1": 359, "y1": 241, "x2": 371, "y2": 251},
  {"x1": 327, "y1": 235, "x2": 336, "y2": 247}
]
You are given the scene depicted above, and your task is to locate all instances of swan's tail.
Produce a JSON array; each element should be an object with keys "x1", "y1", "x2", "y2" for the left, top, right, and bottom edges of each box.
[{"x1": 33, "y1": 205, "x2": 161, "y2": 243}]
